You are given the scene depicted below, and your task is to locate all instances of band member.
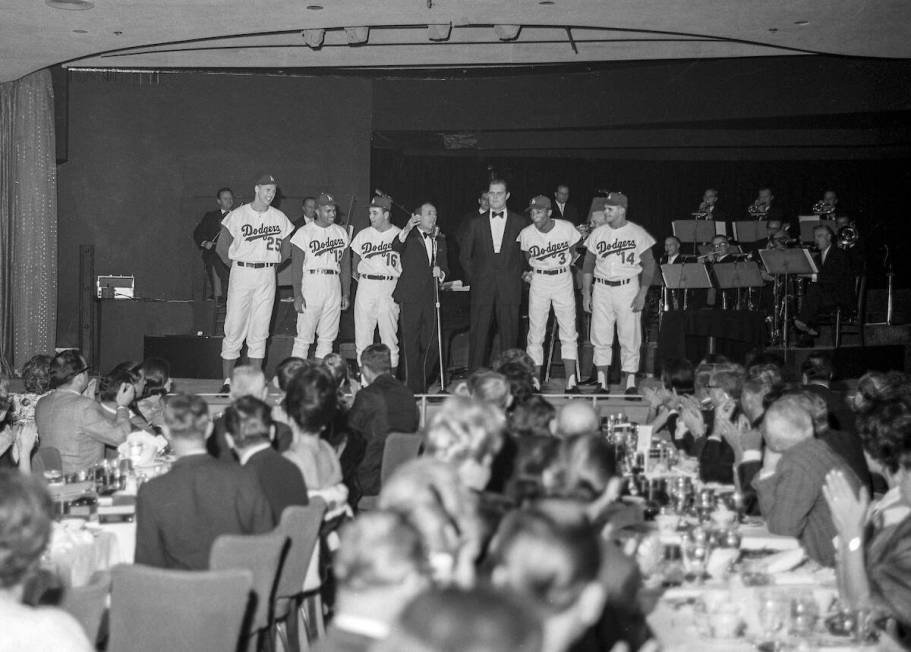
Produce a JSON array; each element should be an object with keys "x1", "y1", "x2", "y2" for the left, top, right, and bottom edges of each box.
[
  {"x1": 695, "y1": 188, "x2": 722, "y2": 220},
  {"x1": 459, "y1": 179, "x2": 529, "y2": 371},
  {"x1": 193, "y1": 187, "x2": 234, "y2": 299},
  {"x1": 581, "y1": 192, "x2": 656, "y2": 394},
  {"x1": 662, "y1": 236, "x2": 683, "y2": 264},
  {"x1": 351, "y1": 196, "x2": 402, "y2": 370},
  {"x1": 794, "y1": 224, "x2": 854, "y2": 338},
  {"x1": 748, "y1": 186, "x2": 784, "y2": 222},
  {"x1": 834, "y1": 214, "x2": 865, "y2": 274},
  {"x1": 518, "y1": 195, "x2": 582, "y2": 393},
  {"x1": 392, "y1": 203, "x2": 449, "y2": 393},
  {"x1": 812, "y1": 190, "x2": 839, "y2": 219},
  {"x1": 552, "y1": 184, "x2": 579, "y2": 224},
  {"x1": 289, "y1": 192, "x2": 351, "y2": 359},
  {"x1": 216, "y1": 174, "x2": 293, "y2": 392}
]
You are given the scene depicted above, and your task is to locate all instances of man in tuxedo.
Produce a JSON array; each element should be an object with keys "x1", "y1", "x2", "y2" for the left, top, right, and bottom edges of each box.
[
  {"x1": 193, "y1": 187, "x2": 234, "y2": 299},
  {"x1": 697, "y1": 188, "x2": 723, "y2": 220},
  {"x1": 293, "y1": 195, "x2": 317, "y2": 230},
  {"x1": 459, "y1": 179, "x2": 529, "y2": 370},
  {"x1": 391, "y1": 202, "x2": 449, "y2": 393},
  {"x1": 135, "y1": 394, "x2": 274, "y2": 570},
  {"x1": 348, "y1": 344, "x2": 420, "y2": 495},
  {"x1": 794, "y1": 224, "x2": 854, "y2": 337},
  {"x1": 662, "y1": 236, "x2": 682, "y2": 264},
  {"x1": 552, "y1": 184, "x2": 579, "y2": 224}
]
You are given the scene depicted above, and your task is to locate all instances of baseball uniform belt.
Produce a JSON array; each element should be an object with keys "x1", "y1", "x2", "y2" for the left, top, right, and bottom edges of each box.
[
  {"x1": 307, "y1": 269, "x2": 339, "y2": 275},
  {"x1": 594, "y1": 277, "x2": 632, "y2": 287},
  {"x1": 235, "y1": 262, "x2": 276, "y2": 268},
  {"x1": 534, "y1": 267, "x2": 568, "y2": 276},
  {"x1": 362, "y1": 274, "x2": 396, "y2": 281}
]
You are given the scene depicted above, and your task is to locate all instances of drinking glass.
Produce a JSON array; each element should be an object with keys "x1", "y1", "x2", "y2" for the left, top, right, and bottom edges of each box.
[
  {"x1": 790, "y1": 590, "x2": 819, "y2": 636},
  {"x1": 758, "y1": 590, "x2": 789, "y2": 642},
  {"x1": 681, "y1": 536, "x2": 711, "y2": 583}
]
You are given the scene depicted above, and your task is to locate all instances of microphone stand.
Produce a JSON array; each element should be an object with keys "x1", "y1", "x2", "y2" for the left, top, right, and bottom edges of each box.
[{"x1": 432, "y1": 232, "x2": 446, "y2": 391}]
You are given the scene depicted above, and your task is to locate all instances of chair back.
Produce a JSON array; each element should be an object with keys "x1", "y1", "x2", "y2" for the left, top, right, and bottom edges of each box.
[
  {"x1": 60, "y1": 570, "x2": 111, "y2": 647},
  {"x1": 107, "y1": 563, "x2": 252, "y2": 652},
  {"x1": 854, "y1": 274, "x2": 867, "y2": 323},
  {"x1": 209, "y1": 532, "x2": 286, "y2": 635},
  {"x1": 34, "y1": 446, "x2": 62, "y2": 473},
  {"x1": 274, "y1": 500, "x2": 326, "y2": 600},
  {"x1": 380, "y1": 432, "x2": 422, "y2": 486}
]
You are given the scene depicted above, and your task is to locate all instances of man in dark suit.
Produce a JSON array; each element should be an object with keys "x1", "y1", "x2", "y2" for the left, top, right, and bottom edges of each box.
[
  {"x1": 459, "y1": 179, "x2": 529, "y2": 371},
  {"x1": 552, "y1": 184, "x2": 580, "y2": 224},
  {"x1": 135, "y1": 394, "x2": 274, "y2": 570},
  {"x1": 391, "y1": 202, "x2": 450, "y2": 393},
  {"x1": 226, "y1": 395, "x2": 309, "y2": 521},
  {"x1": 800, "y1": 352, "x2": 853, "y2": 432},
  {"x1": 349, "y1": 344, "x2": 419, "y2": 495},
  {"x1": 192, "y1": 187, "x2": 233, "y2": 299},
  {"x1": 794, "y1": 224, "x2": 854, "y2": 337}
]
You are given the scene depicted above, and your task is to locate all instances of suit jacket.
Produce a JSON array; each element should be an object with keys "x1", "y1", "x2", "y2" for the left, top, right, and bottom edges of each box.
[
  {"x1": 552, "y1": 202, "x2": 579, "y2": 224},
  {"x1": 459, "y1": 209, "x2": 528, "y2": 306},
  {"x1": 244, "y1": 446, "x2": 309, "y2": 522},
  {"x1": 35, "y1": 389, "x2": 132, "y2": 473},
  {"x1": 193, "y1": 210, "x2": 228, "y2": 252},
  {"x1": 391, "y1": 229, "x2": 449, "y2": 305},
  {"x1": 815, "y1": 245, "x2": 854, "y2": 304},
  {"x1": 348, "y1": 374, "x2": 419, "y2": 495},
  {"x1": 820, "y1": 428, "x2": 872, "y2": 492},
  {"x1": 135, "y1": 453, "x2": 274, "y2": 570}
]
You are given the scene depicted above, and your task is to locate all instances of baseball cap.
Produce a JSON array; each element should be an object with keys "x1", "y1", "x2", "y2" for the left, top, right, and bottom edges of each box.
[
  {"x1": 317, "y1": 192, "x2": 337, "y2": 207},
  {"x1": 255, "y1": 173, "x2": 278, "y2": 186},
  {"x1": 525, "y1": 195, "x2": 552, "y2": 212},
  {"x1": 370, "y1": 196, "x2": 392, "y2": 210},
  {"x1": 603, "y1": 192, "x2": 628, "y2": 209}
]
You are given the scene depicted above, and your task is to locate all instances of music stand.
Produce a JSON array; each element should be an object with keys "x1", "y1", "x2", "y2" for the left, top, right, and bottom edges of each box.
[
  {"x1": 733, "y1": 221, "x2": 766, "y2": 243},
  {"x1": 713, "y1": 261, "x2": 765, "y2": 311},
  {"x1": 759, "y1": 248, "x2": 818, "y2": 357},
  {"x1": 798, "y1": 217, "x2": 823, "y2": 244},
  {"x1": 672, "y1": 220, "x2": 717, "y2": 256}
]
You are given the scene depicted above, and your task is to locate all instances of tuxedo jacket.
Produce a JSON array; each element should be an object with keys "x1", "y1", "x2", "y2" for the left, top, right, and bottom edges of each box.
[
  {"x1": 193, "y1": 210, "x2": 227, "y2": 249},
  {"x1": 391, "y1": 229, "x2": 449, "y2": 305},
  {"x1": 815, "y1": 245, "x2": 854, "y2": 297},
  {"x1": 552, "y1": 202, "x2": 579, "y2": 224},
  {"x1": 458, "y1": 210, "x2": 528, "y2": 306},
  {"x1": 134, "y1": 453, "x2": 274, "y2": 570},
  {"x1": 244, "y1": 446, "x2": 309, "y2": 522}
]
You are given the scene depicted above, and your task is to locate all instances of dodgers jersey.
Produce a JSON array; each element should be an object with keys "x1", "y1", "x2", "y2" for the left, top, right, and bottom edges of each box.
[
  {"x1": 350, "y1": 226, "x2": 402, "y2": 277},
  {"x1": 518, "y1": 219, "x2": 581, "y2": 271},
  {"x1": 289, "y1": 221, "x2": 350, "y2": 271},
  {"x1": 222, "y1": 204, "x2": 293, "y2": 263},
  {"x1": 584, "y1": 221, "x2": 656, "y2": 281}
]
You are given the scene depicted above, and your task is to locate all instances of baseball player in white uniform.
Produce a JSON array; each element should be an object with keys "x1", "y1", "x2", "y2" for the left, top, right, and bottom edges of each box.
[
  {"x1": 215, "y1": 173, "x2": 293, "y2": 392},
  {"x1": 289, "y1": 192, "x2": 351, "y2": 359},
  {"x1": 350, "y1": 195, "x2": 402, "y2": 369},
  {"x1": 581, "y1": 192, "x2": 656, "y2": 394},
  {"x1": 518, "y1": 195, "x2": 582, "y2": 393}
]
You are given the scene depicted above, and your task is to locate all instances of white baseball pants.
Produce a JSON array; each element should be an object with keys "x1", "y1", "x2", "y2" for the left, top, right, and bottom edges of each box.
[
  {"x1": 292, "y1": 273, "x2": 341, "y2": 359},
  {"x1": 221, "y1": 264, "x2": 276, "y2": 360},
  {"x1": 526, "y1": 272, "x2": 578, "y2": 366},
  {"x1": 591, "y1": 279, "x2": 641, "y2": 373},
  {"x1": 354, "y1": 278, "x2": 400, "y2": 367}
]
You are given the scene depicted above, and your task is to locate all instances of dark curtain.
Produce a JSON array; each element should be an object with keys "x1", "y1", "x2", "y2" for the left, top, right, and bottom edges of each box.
[
  {"x1": 0, "y1": 69, "x2": 57, "y2": 372},
  {"x1": 371, "y1": 149, "x2": 909, "y2": 285}
]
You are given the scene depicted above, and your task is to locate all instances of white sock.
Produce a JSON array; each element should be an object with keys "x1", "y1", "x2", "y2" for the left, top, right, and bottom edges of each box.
[
  {"x1": 223, "y1": 378, "x2": 231, "y2": 385},
  {"x1": 597, "y1": 370, "x2": 607, "y2": 387},
  {"x1": 565, "y1": 373, "x2": 577, "y2": 389},
  {"x1": 625, "y1": 374, "x2": 636, "y2": 389}
]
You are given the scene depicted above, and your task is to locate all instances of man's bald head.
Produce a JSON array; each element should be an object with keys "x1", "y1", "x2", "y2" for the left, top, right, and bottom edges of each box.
[
  {"x1": 556, "y1": 400, "x2": 600, "y2": 438},
  {"x1": 761, "y1": 394, "x2": 814, "y2": 453},
  {"x1": 230, "y1": 366, "x2": 268, "y2": 401}
]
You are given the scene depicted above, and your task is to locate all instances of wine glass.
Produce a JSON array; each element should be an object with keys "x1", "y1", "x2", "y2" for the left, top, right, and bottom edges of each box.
[
  {"x1": 790, "y1": 590, "x2": 819, "y2": 636},
  {"x1": 758, "y1": 590, "x2": 789, "y2": 643}
]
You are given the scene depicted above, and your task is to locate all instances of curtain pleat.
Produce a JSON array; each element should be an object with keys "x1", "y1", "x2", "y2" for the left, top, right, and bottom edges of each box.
[{"x1": 0, "y1": 69, "x2": 57, "y2": 372}]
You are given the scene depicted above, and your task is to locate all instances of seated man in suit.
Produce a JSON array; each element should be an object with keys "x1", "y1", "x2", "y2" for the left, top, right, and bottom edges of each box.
[
  {"x1": 35, "y1": 350, "x2": 134, "y2": 474},
  {"x1": 552, "y1": 184, "x2": 579, "y2": 224},
  {"x1": 349, "y1": 344, "x2": 420, "y2": 496},
  {"x1": 794, "y1": 224, "x2": 854, "y2": 337},
  {"x1": 314, "y1": 511, "x2": 431, "y2": 652},
  {"x1": 135, "y1": 394, "x2": 274, "y2": 570},
  {"x1": 225, "y1": 395, "x2": 309, "y2": 522}
]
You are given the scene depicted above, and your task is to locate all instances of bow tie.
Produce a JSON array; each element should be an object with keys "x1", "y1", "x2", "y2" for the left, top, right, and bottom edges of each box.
[
  {"x1": 422, "y1": 231, "x2": 433, "y2": 239},
  {"x1": 491, "y1": 211, "x2": 504, "y2": 219}
]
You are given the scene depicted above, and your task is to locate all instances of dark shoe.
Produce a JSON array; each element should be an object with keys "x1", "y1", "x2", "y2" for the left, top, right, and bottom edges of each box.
[
  {"x1": 625, "y1": 386, "x2": 641, "y2": 400},
  {"x1": 577, "y1": 377, "x2": 599, "y2": 387},
  {"x1": 219, "y1": 382, "x2": 231, "y2": 395},
  {"x1": 564, "y1": 386, "x2": 581, "y2": 395}
]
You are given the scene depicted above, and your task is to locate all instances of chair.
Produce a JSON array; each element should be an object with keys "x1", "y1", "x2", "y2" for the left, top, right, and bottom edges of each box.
[
  {"x1": 272, "y1": 501, "x2": 327, "y2": 652},
  {"x1": 34, "y1": 446, "x2": 62, "y2": 473},
  {"x1": 210, "y1": 532, "x2": 287, "y2": 652},
  {"x1": 107, "y1": 564, "x2": 252, "y2": 652},
  {"x1": 60, "y1": 570, "x2": 111, "y2": 648},
  {"x1": 357, "y1": 432, "x2": 422, "y2": 512},
  {"x1": 833, "y1": 274, "x2": 867, "y2": 349}
]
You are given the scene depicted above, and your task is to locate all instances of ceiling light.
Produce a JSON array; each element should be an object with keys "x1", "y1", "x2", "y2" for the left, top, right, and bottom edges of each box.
[
  {"x1": 46, "y1": 0, "x2": 94, "y2": 9},
  {"x1": 768, "y1": 27, "x2": 779, "y2": 32},
  {"x1": 427, "y1": 23, "x2": 452, "y2": 41},
  {"x1": 345, "y1": 26, "x2": 369, "y2": 45},
  {"x1": 794, "y1": 20, "x2": 810, "y2": 25},
  {"x1": 306, "y1": 4, "x2": 323, "y2": 9},
  {"x1": 302, "y1": 28, "x2": 325, "y2": 49},
  {"x1": 539, "y1": 1, "x2": 555, "y2": 4},
  {"x1": 72, "y1": 29, "x2": 87, "y2": 33},
  {"x1": 494, "y1": 24, "x2": 522, "y2": 41}
]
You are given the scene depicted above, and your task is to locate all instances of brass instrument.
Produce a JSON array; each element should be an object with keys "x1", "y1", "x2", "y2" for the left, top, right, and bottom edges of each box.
[
  {"x1": 812, "y1": 200, "x2": 837, "y2": 218},
  {"x1": 837, "y1": 225, "x2": 859, "y2": 250},
  {"x1": 747, "y1": 199, "x2": 769, "y2": 219},
  {"x1": 691, "y1": 200, "x2": 713, "y2": 220}
]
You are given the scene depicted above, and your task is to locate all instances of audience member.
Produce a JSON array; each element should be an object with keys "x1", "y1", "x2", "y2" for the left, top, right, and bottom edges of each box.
[
  {"x1": 98, "y1": 367, "x2": 151, "y2": 434},
  {"x1": 468, "y1": 369, "x2": 513, "y2": 412},
  {"x1": 135, "y1": 394, "x2": 273, "y2": 570},
  {"x1": 0, "y1": 385, "x2": 36, "y2": 472},
  {"x1": 801, "y1": 352, "x2": 853, "y2": 432},
  {"x1": 135, "y1": 357, "x2": 172, "y2": 430},
  {"x1": 224, "y1": 395, "x2": 309, "y2": 521},
  {"x1": 348, "y1": 344, "x2": 419, "y2": 496},
  {"x1": 375, "y1": 584, "x2": 543, "y2": 652},
  {"x1": 698, "y1": 366, "x2": 745, "y2": 484},
  {"x1": 10, "y1": 354, "x2": 52, "y2": 425},
  {"x1": 35, "y1": 350, "x2": 133, "y2": 473},
  {"x1": 753, "y1": 394, "x2": 859, "y2": 566},
  {"x1": 425, "y1": 396, "x2": 505, "y2": 491},
  {"x1": 323, "y1": 352, "x2": 360, "y2": 398},
  {"x1": 555, "y1": 400, "x2": 600, "y2": 439},
  {"x1": 509, "y1": 395, "x2": 556, "y2": 439},
  {"x1": 314, "y1": 511, "x2": 430, "y2": 652},
  {"x1": 0, "y1": 471, "x2": 93, "y2": 651},
  {"x1": 496, "y1": 360, "x2": 538, "y2": 408}
]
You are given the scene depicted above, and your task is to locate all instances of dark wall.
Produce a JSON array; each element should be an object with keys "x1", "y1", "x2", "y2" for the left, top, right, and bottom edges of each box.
[{"x1": 56, "y1": 71, "x2": 372, "y2": 346}]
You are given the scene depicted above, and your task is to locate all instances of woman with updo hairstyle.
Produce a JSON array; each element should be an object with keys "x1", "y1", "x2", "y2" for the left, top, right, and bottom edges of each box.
[
  {"x1": 0, "y1": 470, "x2": 92, "y2": 650},
  {"x1": 136, "y1": 357, "x2": 172, "y2": 430},
  {"x1": 11, "y1": 354, "x2": 53, "y2": 426}
]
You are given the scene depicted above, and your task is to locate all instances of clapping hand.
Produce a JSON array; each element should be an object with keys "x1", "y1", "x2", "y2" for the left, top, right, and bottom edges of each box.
[
  {"x1": 823, "y1": 469, "x2": 869, "y2": 540},
  {"x1": 404, "y1": 214, "x2": 421, "y2": 234},
  {"x1": 679, "y1": 395, "x2": 707, "y2": 438}
]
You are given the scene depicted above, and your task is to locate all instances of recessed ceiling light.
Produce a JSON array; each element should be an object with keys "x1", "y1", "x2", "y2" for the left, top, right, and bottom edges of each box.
[
  {"x1": 794, "y1": 20, "x2": 809, "y2": 25},
  {"x1": 46, "y1": 0, "x2": 94, "y2": 10},
  {"x1": 306, "y1": 4, "x2": 323, "y2": 9},
  {"x1": 72, "y1": 29, "x2": 87, "y2": 33},
  {"x1": 539, "y1": 1, "x2": 555, "y2": 4},
  {"x1": 113, "y1": 30, "x2": 122, "y2": 35},
  {"x1": 768, "y1": 27, "x2": 779, "y2": 32}
]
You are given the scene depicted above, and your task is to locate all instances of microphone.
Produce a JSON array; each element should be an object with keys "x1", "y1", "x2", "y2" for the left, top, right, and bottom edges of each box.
[{"x1": 432, "y1": 226, "x2": 440, "y2": 239}]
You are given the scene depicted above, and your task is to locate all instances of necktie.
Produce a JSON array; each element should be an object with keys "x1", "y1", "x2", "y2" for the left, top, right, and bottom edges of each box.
[{"x1": 492, "y1": 211, "x2": 504, "y2": 219}]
